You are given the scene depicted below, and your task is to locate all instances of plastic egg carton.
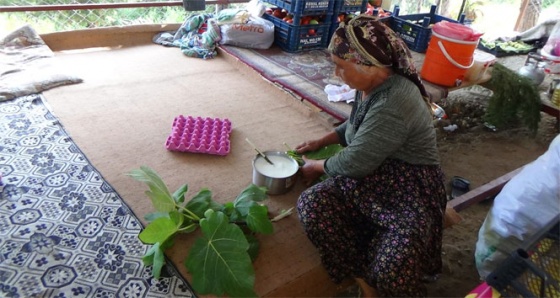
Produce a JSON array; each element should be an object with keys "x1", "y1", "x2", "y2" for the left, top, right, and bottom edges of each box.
[{"x1": 165, "y1": 115, "x2": 232, "y2": 155}]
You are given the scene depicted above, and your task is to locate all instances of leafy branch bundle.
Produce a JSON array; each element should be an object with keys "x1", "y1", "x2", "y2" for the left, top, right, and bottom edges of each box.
[
  {"x1": 483, "y1": 62, "x2": 542, "y2": 135},
  {"x1": 128, "y1": 166, "x2": 292, "y2": 298}
]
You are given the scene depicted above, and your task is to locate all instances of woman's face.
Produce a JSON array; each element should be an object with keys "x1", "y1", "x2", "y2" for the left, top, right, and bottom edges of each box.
[{"x1": 331, "y1": 54, "x2": 378, "y2": 92}]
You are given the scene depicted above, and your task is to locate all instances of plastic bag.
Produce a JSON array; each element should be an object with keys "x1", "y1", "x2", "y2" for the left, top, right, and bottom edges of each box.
[
  {"x1": 540, "y1": 21, "x2": 560, "y2": 62},
  {"x1": 246, "y1": 0, "x2": 266, "y2": 18},
  {"x1": 216, "y1": 9, "x2": 251, "y2": 25},
  {"x1": 219, "y1": 16, "x2": 274, "y2": 49},
  {"x1": 541, "y1": 21, "x2": 560, "y2": 74},
  {"x1": 474, "y1": 134, "x2": 560, "y2": 279}
]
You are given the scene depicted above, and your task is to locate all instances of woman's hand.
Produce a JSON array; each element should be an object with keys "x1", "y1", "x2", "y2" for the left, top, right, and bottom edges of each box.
[
  {"x1": 299, "y1": 157, "x2": 325, "y2": 186},
  {"x1": 295, "y1": 131, "x2": 341, "y2": 155},
  {"x1": 295, "y1": 139, "x2": 323, "y2": 154}
]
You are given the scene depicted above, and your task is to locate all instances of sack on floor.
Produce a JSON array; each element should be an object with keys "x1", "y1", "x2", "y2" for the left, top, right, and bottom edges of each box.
[
  {"x1": 474, "y1": 134, "x2": 560, "y2": 279},
  {"x1": 219, "y1": 16, "x2": 274, "y2": 49}
]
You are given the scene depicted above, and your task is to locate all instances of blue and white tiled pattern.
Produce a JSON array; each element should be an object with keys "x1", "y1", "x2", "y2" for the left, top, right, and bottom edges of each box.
[{"x1": 0, "y1": 94, "x2": 195, "y2": 298}]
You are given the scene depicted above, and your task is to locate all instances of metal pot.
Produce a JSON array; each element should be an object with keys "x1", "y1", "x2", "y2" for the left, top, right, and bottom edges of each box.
[
  {"x1": 252, "y1": 151, "x2": 299, "y2": 195},
  {"x1": 518, "y1": 52, "x2": 546, "y2": 85}
]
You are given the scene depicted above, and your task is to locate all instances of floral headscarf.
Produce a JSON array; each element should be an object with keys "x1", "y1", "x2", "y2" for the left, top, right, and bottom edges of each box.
[{"x1": 328, "y1": 14, "x2": 431, "y2": 106}]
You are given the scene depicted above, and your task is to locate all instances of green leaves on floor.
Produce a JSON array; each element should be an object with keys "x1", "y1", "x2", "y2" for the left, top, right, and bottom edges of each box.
[{"x1": 129, "y1": 166, "x2": 290, "y2": 298}]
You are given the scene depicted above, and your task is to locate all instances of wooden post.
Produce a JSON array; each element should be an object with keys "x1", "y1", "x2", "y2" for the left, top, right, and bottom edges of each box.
[
  {"x1": 514, "y1": 0, "x2": 530, "y2": 31},
  {"x1": 457, "y1": 0, "x2": 467, "y2": 21}
]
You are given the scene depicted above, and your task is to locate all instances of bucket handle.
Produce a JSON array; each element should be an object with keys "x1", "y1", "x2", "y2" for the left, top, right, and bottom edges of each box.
[{"x1": 437, "y1": 40, "x2": 474, "y2": 70}]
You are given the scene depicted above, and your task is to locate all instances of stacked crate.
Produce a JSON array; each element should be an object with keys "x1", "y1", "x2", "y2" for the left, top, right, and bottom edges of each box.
[
  {"x1": 329, "y1": 0, "x2": 368, "y2": 40},
  {"x1": 262, "y1": 0, "x2": 334, "y2": 52},
  {"x1": 387, "y1": 5, "x2": 465, "y2": 53}
]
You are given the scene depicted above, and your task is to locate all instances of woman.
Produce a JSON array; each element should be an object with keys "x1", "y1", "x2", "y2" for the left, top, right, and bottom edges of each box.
[{"x1": 296, "y1": 15, "x2": 447, "y2": 297}]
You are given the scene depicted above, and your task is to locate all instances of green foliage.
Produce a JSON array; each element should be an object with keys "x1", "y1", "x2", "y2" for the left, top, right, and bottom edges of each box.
[
  {"x1": 480, "y1": 39, "x2": 535, "y2": 52},
  {"x1": 543, "y1": 0, "x2": 560, "y2": 9},
  {"x1": 185, "y1": 209, "x2": 257, "y2": 297},
  {"x1": 128, "y1": 166, "x2": 288, "y2": 298},
  {"x1": 484, "y1": 63, "x2": 542, "y2": 135},
  {"x1": 463, "y1": 0, "x2": 485, "y2": 21},
  {"x1": 1, "y1": 4, "x2": 190, "y2": 34}
]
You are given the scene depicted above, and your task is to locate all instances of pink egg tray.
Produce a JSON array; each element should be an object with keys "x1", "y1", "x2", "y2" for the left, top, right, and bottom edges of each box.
[{"x1": 165, "y1": 115, "x2": 232, "y2": 155}]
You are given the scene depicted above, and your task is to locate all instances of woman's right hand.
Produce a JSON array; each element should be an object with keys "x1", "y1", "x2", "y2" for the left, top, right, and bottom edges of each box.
[
  {"x1": 295, "y1": 131, "x2": 341, "y2": 154},
  {"x1": 295, "y1": 139, "x2": 323, "y2": 154}
]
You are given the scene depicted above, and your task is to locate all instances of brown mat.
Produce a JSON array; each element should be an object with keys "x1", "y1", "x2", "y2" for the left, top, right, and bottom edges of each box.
[{"x1": 43, "y1": 43, "x2": 352, "y2": 297}]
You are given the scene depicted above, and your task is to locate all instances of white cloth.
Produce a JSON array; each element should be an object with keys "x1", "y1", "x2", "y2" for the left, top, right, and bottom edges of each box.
[{"x1": 324, "y1": 84, "x2": 356, "y2": 103}]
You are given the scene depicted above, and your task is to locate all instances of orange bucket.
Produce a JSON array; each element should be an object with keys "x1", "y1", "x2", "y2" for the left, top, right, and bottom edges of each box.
[{"x1": 420, "y1": 31, "x2": 479, "y2": 87}]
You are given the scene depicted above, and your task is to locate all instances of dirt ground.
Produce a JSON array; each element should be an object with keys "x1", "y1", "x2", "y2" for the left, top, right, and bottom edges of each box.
[
  {"x1": 427, "y1": 88, "x2": 558, "y2": 296},
  {"x1": 335, "y1": 82, "x2": 559, "y2": 297}
]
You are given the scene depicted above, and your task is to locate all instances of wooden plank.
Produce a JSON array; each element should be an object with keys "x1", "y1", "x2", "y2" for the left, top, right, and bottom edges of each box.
[
  {"x1": 541, "y1": 99, "x2": 560, "y2": 118},
  {"x1": 449, "y1": 167, "x2": 524, "y2": 212}
]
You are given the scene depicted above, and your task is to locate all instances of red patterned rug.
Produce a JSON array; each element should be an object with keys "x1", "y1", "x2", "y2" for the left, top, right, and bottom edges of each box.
[
  {"x1": 219, "y1": 44, "x2": 449, "y2": 121},
  {"x1": 219, "y1": 45, "x2": 352, "y2": 121}
]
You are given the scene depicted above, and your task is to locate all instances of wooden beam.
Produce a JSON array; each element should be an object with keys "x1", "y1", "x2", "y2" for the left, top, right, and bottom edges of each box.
[
  {"x1": 0, "y1": 0, "x2": 249, "y2": 12},
  {"x1": 541, "y1": 99, "x2": 560, "y2": 119},
  {"x1": 449, "y1": 167, "x2": 524, "y2": 212}
]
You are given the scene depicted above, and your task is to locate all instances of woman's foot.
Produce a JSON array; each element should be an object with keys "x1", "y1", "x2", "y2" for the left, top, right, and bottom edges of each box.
[{"x1": 355, "y1": 278, "x2": 378, "y2": 298}]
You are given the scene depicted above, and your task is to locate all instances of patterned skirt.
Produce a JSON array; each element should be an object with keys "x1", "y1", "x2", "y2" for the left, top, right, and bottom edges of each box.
[{"x1": 297, "y1": 158, "x2": 447, "y2": 297}]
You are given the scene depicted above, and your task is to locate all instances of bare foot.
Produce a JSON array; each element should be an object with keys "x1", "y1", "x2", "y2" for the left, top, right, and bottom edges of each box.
[
  {"x1": 355, "y1": 278, "x2": 378, "y2": 298},
  {"x1": 444, "y1": 205, "x2": 463, "y2": 229}
]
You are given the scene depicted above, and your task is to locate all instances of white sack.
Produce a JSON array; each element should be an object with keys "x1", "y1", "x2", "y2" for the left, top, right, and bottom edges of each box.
[
  {"x1": 474, "y1": 134, "x2": 560, "y2": 279},
  {"x1": 219, "y1": 16, "x2": 274, "y2": 50}
]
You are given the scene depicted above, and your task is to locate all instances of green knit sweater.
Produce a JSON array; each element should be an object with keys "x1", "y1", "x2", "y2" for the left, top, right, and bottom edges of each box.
[{"x1": 324, "y1": 75, "x2": 440, "y2": 178}]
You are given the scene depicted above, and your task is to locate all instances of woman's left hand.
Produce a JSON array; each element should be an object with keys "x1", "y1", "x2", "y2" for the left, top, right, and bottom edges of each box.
[{"x1": 299, "y1": 156, "x2": 325, "y2": 186}]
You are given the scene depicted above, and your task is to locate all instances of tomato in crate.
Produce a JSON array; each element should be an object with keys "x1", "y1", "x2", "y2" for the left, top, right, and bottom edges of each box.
[{"x1": 263, "y1": 12, "x2": 331, "y2": 52}]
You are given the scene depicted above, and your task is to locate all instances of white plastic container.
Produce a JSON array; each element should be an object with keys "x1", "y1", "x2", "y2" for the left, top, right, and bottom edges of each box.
[{"x1": 465, "y1": 50, "x2": 496, "y2": 82}]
